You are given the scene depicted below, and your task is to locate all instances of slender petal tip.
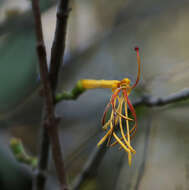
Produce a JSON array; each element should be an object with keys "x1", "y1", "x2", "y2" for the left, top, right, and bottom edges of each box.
[{"x1": 134, "y1": 46, "x2": 139, "y2": 51}]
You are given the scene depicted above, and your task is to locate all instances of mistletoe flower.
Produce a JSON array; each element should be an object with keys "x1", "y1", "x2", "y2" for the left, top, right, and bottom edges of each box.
[
  {"x1": 80, "y1": 47, "x2": 141, "y2": 166},
  {"x1": 56, "y1": 47, "x2": 141, "y2": 166}
]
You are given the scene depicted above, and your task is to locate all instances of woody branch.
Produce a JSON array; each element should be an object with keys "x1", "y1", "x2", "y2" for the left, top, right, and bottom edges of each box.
[{"x1": 31, "y1": 0, "x2": 69, "y2": 189}]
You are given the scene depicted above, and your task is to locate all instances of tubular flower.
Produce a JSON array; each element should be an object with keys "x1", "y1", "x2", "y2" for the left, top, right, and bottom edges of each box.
[{"x1": 80, "y1": 47, "x2": 141, "y2": 166}]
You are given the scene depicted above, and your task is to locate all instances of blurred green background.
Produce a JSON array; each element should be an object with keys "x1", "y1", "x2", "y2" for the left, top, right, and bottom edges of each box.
[{"x1": 0, "y1": 0, "x2": 189, "y2": 189}]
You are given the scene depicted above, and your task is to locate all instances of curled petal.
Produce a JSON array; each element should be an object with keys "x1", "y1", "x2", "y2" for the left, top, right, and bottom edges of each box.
[
  {"x1": 123, "y1": 89, "x2": 137, "y2": 130},
  {"x1": 102, "y1": 101, "x2": 111, "y2": 125},
  {"x1": 110, "y1": 125, "x2": 137, "y2": 148},
  {"x1": 111, "y1": 87, "x2": 122, "y2": 109},
  {"x1": 111, "y1": 88, "x2": 133, "y2": 121},
  {"x1": 113, "y1": 132, "x2": 130, "y2": 153}
]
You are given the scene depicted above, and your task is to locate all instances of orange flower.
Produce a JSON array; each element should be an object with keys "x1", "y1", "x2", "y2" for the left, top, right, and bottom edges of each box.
[{"x1": 81, "y1": 47, "x2": 141, "y2": 166}]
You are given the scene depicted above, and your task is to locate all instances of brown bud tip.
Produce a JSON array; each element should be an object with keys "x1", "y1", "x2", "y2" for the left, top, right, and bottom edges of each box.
[{"x1": 134, "y1": 46, "x2": 139, "y2": 51}]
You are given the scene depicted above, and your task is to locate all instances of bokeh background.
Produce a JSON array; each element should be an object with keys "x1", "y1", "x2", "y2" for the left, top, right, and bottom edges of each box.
[{"x1": 0, "y1": 0, "x2": 189, "y2": 189}]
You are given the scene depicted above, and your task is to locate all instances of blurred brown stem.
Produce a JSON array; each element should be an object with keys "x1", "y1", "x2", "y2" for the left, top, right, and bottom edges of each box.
[{"x1": 31, "y1": 0, "x2": 70, "y2": 190}]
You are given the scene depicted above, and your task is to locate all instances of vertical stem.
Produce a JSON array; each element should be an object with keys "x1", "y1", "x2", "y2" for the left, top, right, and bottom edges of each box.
[
  {"x1": 49, "y1": 0, "x2": 70, "y2": 93},
  {"x1": 34, "y1": 127, "x2": 50, "y2": 190},
  {"x1": 31, "y1": 0, "x2": 69, "y2": 189}
]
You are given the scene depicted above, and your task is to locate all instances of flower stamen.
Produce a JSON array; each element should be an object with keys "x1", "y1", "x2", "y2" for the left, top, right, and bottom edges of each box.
[{"x1": 81, "y1": 47, "x2": 141, "y2": 166}]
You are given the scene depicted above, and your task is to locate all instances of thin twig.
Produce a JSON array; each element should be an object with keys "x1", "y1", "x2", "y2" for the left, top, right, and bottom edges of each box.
[
  {"x1": 10, "y1": 138, "x2": 38, "y2": 169},
  {"x1": 55, "y1": 80, "x2": 85, "y2": 102},
  {"x1": 133, "y1": 88, "x2": 189, "y2": 107},
  {"x1": 31, "y1": 0, "x2": 68, "y2": 190},
  {"x1": 71, "y1": 88, "x2": 189, "y2": 189}
]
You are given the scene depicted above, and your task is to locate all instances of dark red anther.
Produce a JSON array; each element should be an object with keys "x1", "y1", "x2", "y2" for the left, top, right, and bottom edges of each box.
[{"x1": 134, "y1": 46, "x2": 139, "y2": 51}]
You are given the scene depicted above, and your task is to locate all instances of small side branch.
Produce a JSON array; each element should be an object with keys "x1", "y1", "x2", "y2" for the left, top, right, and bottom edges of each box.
[
  {"x1": 10, "y1": 138, "x2": 37, "y2": 169},
  {"x1": 56, "y1": 80, "x2": 85, "y2": 102}
]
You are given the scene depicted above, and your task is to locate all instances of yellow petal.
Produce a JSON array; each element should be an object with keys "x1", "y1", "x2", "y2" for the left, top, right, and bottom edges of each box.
[{"x1": 81, "y1": 79, "x2": 119, "y2": 89}]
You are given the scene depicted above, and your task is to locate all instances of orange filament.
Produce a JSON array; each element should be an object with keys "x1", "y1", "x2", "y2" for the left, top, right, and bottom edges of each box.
[
  {"x1": 97, "y1": 46, "x2": 141, "y2": 166},
  {"x1": 131, "y1": 46, "x2": 141, "y2": 89}
]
